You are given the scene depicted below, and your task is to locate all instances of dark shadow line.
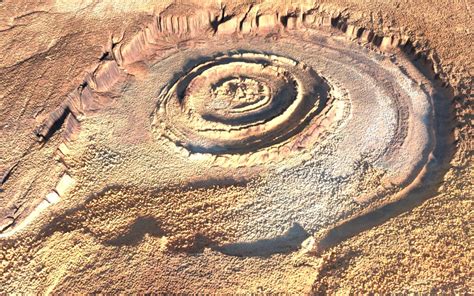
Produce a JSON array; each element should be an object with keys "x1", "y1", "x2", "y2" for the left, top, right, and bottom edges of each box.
[
  {"x1": 105, "y1": 216, "x2": 164, "y2": 246},
  {"x1": 212, "y1": 223, "x2": 310, "y2": 257}
]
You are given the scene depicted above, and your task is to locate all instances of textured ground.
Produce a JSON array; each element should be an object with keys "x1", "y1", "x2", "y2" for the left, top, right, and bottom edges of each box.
[{"x1": 0, "y1": 0, "x2": 472, "y2": 294}]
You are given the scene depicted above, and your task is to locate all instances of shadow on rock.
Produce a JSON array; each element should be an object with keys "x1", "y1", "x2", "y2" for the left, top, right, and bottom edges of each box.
[
  {"x1": 105, "y1": 216, "x2": 164, "y2": 246},
  {"x1": 213, "y1": 222, "x2": 310, "y2": 257}
]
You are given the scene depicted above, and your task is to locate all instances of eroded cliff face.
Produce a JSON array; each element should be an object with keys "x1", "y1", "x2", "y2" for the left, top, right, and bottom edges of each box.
[{"x1": 0, "y1": 0, "x2": 471, "y2": 294}]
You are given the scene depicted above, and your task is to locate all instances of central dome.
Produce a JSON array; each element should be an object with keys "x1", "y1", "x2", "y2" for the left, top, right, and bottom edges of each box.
[{"x1": 153, "y1": 52, "x2": 336, "y2": 158}]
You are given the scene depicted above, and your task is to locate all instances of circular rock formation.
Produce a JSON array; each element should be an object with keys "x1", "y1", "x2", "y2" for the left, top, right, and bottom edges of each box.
[
  {"x1": 146, "y1": 29, "x2": 435, "y2": 217},
  {"x1": 0, "y1": 1, "x2": 468, "y2": 294},
  {"x1": 1, "y1": 5, "x2": 445, "y2": 263},
  {"x1": 154, "y1": 52, "x2": 334, "y2": 159}
]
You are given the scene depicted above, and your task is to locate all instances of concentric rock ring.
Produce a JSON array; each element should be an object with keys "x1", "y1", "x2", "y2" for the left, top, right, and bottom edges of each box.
[
  {"x1": 153, "y1": 52, "x2": 335, "y2": 158},
  {"x1": 148, "y1": 30, "x2": 436, "y2": 209}
]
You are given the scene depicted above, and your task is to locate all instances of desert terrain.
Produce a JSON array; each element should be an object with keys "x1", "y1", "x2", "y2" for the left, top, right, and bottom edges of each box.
[{"x1": 0, "y1": 0, "x2": 472, "y2": 293}]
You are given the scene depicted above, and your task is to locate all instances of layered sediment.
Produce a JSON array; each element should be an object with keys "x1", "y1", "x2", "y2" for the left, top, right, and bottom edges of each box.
[
  {"x1": 0, "y1": 1, "x2": 468, "y2": 293},
  {"x1": 1, "y1": 3, "x2": 445, "y2": 249}
]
